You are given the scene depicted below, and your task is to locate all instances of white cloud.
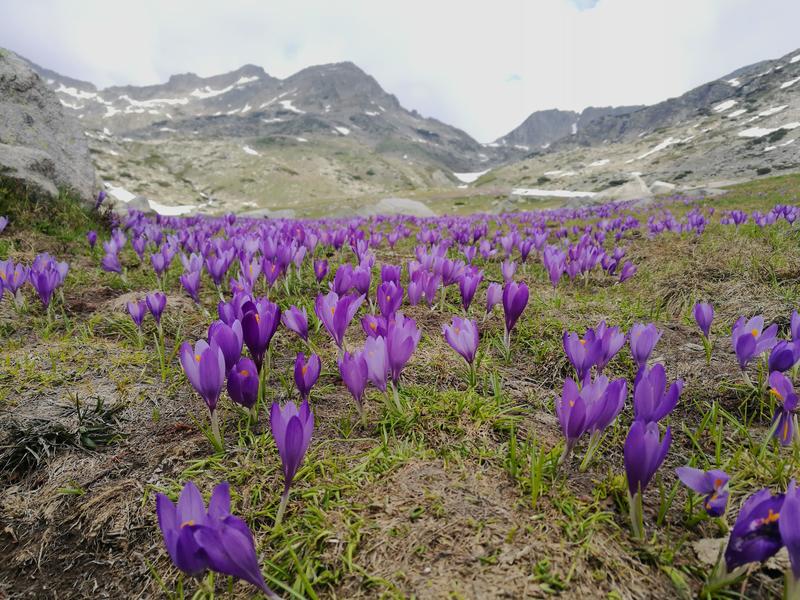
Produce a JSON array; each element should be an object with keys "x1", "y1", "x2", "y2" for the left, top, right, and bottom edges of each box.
[{"x1": 2, "y1": 0, "x2": 799, "y2": 141}]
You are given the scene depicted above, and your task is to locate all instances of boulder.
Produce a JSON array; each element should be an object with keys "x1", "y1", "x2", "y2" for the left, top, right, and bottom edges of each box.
[
  {"x1": 360, "y1": 197, "x2": 435, "y2": 217},
  {"x1": 0, "y1": 48, "x2": 95, "y2": 203},
  {"x1": 595, "y1": 175, "x2": 652, "y2": 202},
  {"x1": 649, "y1": 180, "x2": 676, "y2": 195}
]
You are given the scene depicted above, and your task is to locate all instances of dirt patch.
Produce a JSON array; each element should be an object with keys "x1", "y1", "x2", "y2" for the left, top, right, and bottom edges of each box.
[{"x1": 334, "y1": 460, "x2": 674, "y2": 599}]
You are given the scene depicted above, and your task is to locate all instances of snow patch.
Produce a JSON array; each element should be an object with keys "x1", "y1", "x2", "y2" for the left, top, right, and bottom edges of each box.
[
  {"x1": 511, "y1": 188, "x2": 596, "y2": 199},
  {"x1": 453, "y1": 170, "x2": 489, "y2": 183},
  {"x1": 334, "y1": 126, "x2": 350, "y2": 136},
  {"x1": 513, "y1": 145, "x2": 530, "y2": 151},
  {"x1": 235, "y1": 76, "x2": 259, "y2": 86},
  {"x1": 191, "y1": 85, "x2": 234, "y2": 99},
  {"x1": 791, "y1": 54, "x2": 800, "y2": 64},
  {"x1": 570, "y1": 122, "x2": 577, "y2": 135},
  {"x1": 242, "y1": 145, "x2": 260, "y2": 156},
  {"x1": 738, "y1": 122, "x2": 800, "y2": 138},
  {"x1": 240, "y1": 103, "x2": 252, "y2": 113},
  {"x1": 727, "y1": 109, "x2": 747, "y2": 118},
  {"x1": 588, "y1": 159, "x2": 610, "y2": 167},
  {"x1": 713, "y1": 99, "x2": 737, "y2": 112},
  {"x1": 781, "y1": 77, "x2": 800, "y2": 90},
  {"x1": 262, "y1": 118, "x2": 284, "y2": 123},
  {"x1": 365, "y1": 110, "x2": 380, "y2": 116},
  {"x1": 105, "y1": 184, "x2": 136, "y2": 203},
  {"x1": 59, "y1": 99, "x2": 84, "y2": 110},
  {"x1": 636, "y1": 137, "x2": 679, "y2": 160},
  {"x1": 726, "y1": 78, "x2": 742, "y2": 87},
  {"x1": 148, "y1": 200, "x2": 195, "y2": 216},
  {"x1": 56, "y1": 84, "x2": 96, "y2": 100},
  {"x1": 118, "y1": 94, "x2": 189, "y2": 108},
  {"x1": 295, "y1": 137, "x2": 308, "y2": 142},
  {"x1": 279, "y1": 100, "x2": 305, "y2": 114},
  {"x1": 759, "y1": 105, "x2": 788, "y2": 117}
]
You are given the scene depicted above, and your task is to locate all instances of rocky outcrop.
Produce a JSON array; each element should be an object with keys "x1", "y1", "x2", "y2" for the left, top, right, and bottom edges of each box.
[{"x1": 0, "y1": 48, "x2": 95, "y2": 202}]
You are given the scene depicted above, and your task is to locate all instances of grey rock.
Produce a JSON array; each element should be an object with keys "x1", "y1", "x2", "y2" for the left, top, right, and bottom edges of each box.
[
  {"x1": 649, "y1": 180, "x2": 677, "y2": 195},
  {"x1": 596, "y1": 175, "x2": 652, "y2": 201},
  {"x1": 0, "y1": 48, "x2": 95, "y2": 202}
]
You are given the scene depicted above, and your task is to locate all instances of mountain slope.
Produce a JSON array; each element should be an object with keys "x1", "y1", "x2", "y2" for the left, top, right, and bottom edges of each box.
[
  {"x1": 28, "y1": 59, "x2": 521, "y2": 173},
  {"x1": 485, "y1": 48, "x2": 800, "y2": 199}
]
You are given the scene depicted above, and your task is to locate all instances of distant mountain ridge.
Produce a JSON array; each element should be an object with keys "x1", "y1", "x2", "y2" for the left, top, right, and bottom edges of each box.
[
  {"x1": 9, "y1": 45, "x2": 800, "y2": 216},
  {"x1": 24, "y1": 58, "x2": 521, "y2": 172}
]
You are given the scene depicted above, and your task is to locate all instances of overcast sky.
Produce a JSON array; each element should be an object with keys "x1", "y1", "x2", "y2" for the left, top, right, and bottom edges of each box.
[{"x1": 3, "y1": 0, "x2": 799, "y2": 141}]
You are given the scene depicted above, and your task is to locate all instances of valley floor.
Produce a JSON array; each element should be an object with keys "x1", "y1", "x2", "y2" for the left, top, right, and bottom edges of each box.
[{"x1": 1, "y1": 175, "x2": 800, "y2": 598}]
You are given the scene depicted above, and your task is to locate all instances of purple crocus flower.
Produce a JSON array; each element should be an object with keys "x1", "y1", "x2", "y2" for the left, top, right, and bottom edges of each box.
[
  {"x1": 385, "y1": 313, "x2": 421, "y2": 384},
  {"x1": 0, "y1": 260, "x2": 28, "y2": 294},
  {"x1": 179, "y1": 340, "x2": 226, "y2": 414},
  {"x1": 675, "y1": 467, "x2": 730, "y2": 517},
  {"x1": 208, "y1": 320, "x2": 244, "y2": 372},
  {"x1": 618, "y1": 261, "x2": 636, "y2": 283},
  {"x1": 363, "y1": 335, "x2": 389, "y2": 391},
  {"x1": 94, "y1": 190, "x2": 107, "y2": 210},
  {"x1": 725, "y1": 488, "x2": 785, "y2": 571},
  {"x1": 780, "y1": 479, "x2": 800, "y2": 581},
  {"x1": 294, "y1": 352, "x2": 321, "y2": 401},
  {"x1": 768, "y1": 341, "x2": 800, "y2": 373},
  {"x1": 381, "y1": 264, "x2": 401, "y2": 285},
  {"x1": 361, "y1": 313, "x2": 387, "y2": 338},
  {"x1": 792, "y1": 310, "x2": 800, "y2": 342},
  {"x1": 86, "y1": 230, "x2": 97, "y2": 249},
  {"x1": 100, "y1": 252, "x2": 122, "y2": 274},
  {"x1": 29, "y1": 266, "x2": 60, "y2": 308},
  {"x1": 542, "y1": 246, "x2": 566, "y2": 289},
  {"x1": 179, "y1": 270, "x2": 201, "y2": 303},
  {"x1": 629, "y1": 323, "x2": 661, "y2": 369},
  {"x1": 590, "y1": 320, "x2": 626, "y2": 372},
  {"x1": 270, "y1": 399, "x2": 314, "y2": 523},
  {"x1": 146, "y1": 292, "x2": 167, "y2": 325},
  {"x1": 486, "y1": 282, "x2": 502, "y2": 313},
  {"x1": 624, "y1": 420, "x2": 671, "y2": 497},
  {"x1": 769, "y1": 371, "x2": 798, "y2": 446},
  {"x1": 314, "y1": 259, "x2": 328, "y2": 283},
  {"x1": 633, "y1": 364, "x2": 683, "y2": 423},
  {"x1": 501, "y1": 259, "x2": 517, "y2": 283},
  {"x1": 732, "y1": 316, "x2": 778, "y2": 370},
  {"x1": 459, "y1": 269, "x2": 483, "y2": 311},
  {"x1": 694, "y1": 302, "x2": 714, "y2": 338},
  {"x1": 563, "y1": 331, "x2": 601, "y2": 381},
  {"x1": 557, "y1": 375, "x2": 627, "y2": 459},
  {"x1": 314, "y1": 291, "x2": 365, "y2": 349},
  {"x1": 281, "y1": 305, "x2": 309, "y2": 341},
  {"x1": 377, "y1": 281, "x2": 403, "y2": 318},
  {"x1": 155, "y1": 481, "x2": 212, "y2": 576},
  {"x1": 241, "y1": 300, "x2": 281, "y2": 371},
  {"x1": 155, "y1": 481, "x2": 277, "y2": 596},
  {"x1": 443, "y1": 316, "x2": 479, "y2": 365},
  {"x1": 339, "y1": 351, "x2": 369, "y2": 416},
  {"x1": 226, "y1": 357, "x2": 259, "y2": 409},
  {"x1": 502, "y1": 281, "x2": 528, "y2": 347},
  {"x1": 127, "y1": 299, "x2": 147, "y2": 328}
]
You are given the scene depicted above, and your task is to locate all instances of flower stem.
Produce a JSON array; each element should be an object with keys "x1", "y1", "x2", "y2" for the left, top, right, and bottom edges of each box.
[
  {"x1": 210, "y1": 410, "x2": 223, "y2": 449},
  {"x1": 579, "y1": 430, "x2": 603, "y2": 472},
  {"x1": 629, "y1": 491, "x2": 645, "y2": 541},
  {"x1": 468, "y1": 362, "x2": 477, "y2": 389},
  {"x1": 389, "y1": 380, "x2": 403, "y2": 413},
  {"x1": 275, "y1": 488, "x2": 290, "y2": 527}
]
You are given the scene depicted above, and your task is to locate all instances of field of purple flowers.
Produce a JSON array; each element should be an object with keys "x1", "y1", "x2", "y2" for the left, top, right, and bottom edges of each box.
[{"x1": 2, "y1": 174, "x2": 800, "y2": 599}]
